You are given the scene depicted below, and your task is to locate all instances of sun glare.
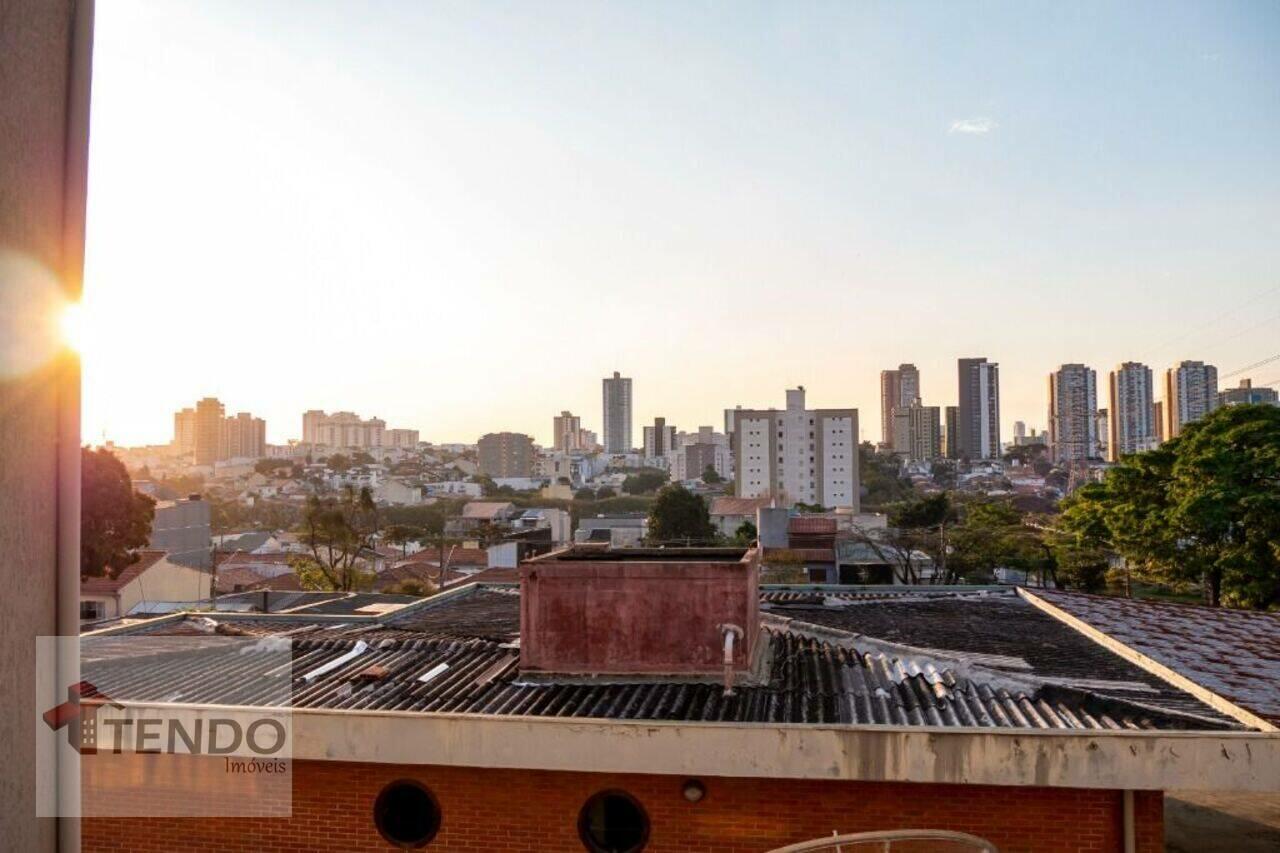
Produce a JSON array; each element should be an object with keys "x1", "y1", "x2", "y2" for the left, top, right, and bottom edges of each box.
[{"x1": 61, "y1": 302, "x2": 86, "y2": 354}]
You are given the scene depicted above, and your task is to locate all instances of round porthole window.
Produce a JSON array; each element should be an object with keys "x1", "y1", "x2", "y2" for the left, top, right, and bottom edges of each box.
[
  {"x1": 373, "y1": 780, "x2": 441, "y2": 848},
  {"x1": 578, "y1": 789, "x2": 649, "y2": 853}
]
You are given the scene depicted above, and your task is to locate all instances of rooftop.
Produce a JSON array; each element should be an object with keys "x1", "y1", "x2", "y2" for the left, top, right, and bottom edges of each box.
[{"x1": 84, "y1": 583, "x2": 1262, "y2": 733}]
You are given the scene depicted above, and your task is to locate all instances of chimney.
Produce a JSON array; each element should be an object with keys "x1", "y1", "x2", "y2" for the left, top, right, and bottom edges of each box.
[{"x1": 519, "y1": 546, "x2": 759, "y2": 682}]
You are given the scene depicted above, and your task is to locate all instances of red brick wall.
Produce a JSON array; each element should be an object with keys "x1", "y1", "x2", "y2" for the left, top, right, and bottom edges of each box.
[{"x1": 82, "y1": 760, "x2": 1163, "y2": 853}]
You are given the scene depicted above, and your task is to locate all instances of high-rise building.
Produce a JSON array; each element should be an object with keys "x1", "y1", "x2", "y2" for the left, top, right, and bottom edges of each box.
[
  {"x1": 1047, "y1": 364, "x2": 1098, "y2": 465},
  {"x1": 172, "y1": 408, "x2": 196, "y2": 455},
  {"x1": 1219, "y1": 378, "x2": 1279, "y2": 407},
  {"x1": 477, "y1": 432, "x2": 535, "y2": 478},
  {"x1": 302, "y1": 410, "x2": 326, "y2": 445},
  {"x1": 733, "y1": 386, "x2": 859, "y2": 509},
  {"x1": 943, "y1": 406, "x2": 959, "y2": 459},
  {"x1": 1108, "y1": 362, "x2": 1156, "y2": 461},
  {"x1": 957, "y1": 358, "x2": 1001, "y2": 460},
  {"x1": 553, "y1": 411, "x2": 583, "y2": 452},
  {"x1": 1013, "y1": 421, "x2": 1027, "y2": 441},
  {"x1": 385, "y1": 429, "x2": 420, "y2": 448},
  {"x1": 193, "y1": 397, "x2": 225, "y2": 466},
  {"x1": 879, "y1": 364, "x2": 920, "y2": 446},
  {"x1": 1153, "y1": 401, "x2": 1165, "y2": 444},
  {"x1": 602, "y1": 371, "x2": 633, "y2": 453},
  {"x1": 891, "y1": 400, "x2": 942, "y2": 462},
  {"x1": 304, "y1": 411, "x2": 389, "y2": 448},
  {"x1": 1163, "y1": 361, "x2": 1218, "y2": 439},
  {"x1": 222, "y1": 411, "x2": 266, "y2": 460},
  {"x1": 642, "y1": 417, "x2": 676, "y2": 459}
]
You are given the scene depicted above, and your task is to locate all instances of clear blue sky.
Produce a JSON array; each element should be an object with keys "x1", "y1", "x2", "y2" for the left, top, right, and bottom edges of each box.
[{"x1": 81, "y1": 1, "x2": 1280, "y2": 446}]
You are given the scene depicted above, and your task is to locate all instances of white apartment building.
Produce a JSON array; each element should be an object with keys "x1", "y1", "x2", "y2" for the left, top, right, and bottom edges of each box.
[
  {"x1": 1163, "y1": 360, "x2": 1219, "y2": 439},
  {"x1": 1108, "y1": 362, "x2": 1156, "y2": 461},
  {"x1": 1048, "y1": 364, "x2": 1099, "y2": 465},
  {"x1": 733, "y1": 387, "x2": 859, "y2": 509}
]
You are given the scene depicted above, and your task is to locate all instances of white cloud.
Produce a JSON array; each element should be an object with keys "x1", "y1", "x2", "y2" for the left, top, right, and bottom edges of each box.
[{"x1": 948, "y1": 117, "x2": 997, "y2": 135}]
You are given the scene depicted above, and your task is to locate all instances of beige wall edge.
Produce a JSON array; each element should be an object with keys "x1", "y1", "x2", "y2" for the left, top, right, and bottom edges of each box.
[
  {"x1": 1017, "y1": 588, "x2": 1277, "y2": 733},
  {"x1": 110, "y1": 703, "x2": 1280, "y2": 793}
]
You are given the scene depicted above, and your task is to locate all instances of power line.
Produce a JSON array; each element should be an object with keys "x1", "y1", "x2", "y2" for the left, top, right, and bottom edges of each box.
[
  {"x1": 1220, "y1": 353, "x2": 1280, "y2": 381},
  {"x1": 1150, "y1": 285, "x2": 1280, "y2": 362}
]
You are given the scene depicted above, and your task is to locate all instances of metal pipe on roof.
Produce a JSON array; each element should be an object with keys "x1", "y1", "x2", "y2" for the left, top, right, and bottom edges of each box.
[{"x1": 719, "y1": 623, "x2": 743, "y2": 697}]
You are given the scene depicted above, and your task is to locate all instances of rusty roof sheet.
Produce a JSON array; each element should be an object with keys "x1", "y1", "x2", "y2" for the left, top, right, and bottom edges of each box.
[
  {"x1": 91, "y1": 586, "x2": 1239, "y2": 732},
  {"x1": 1031, "y1": 589, "x2": 1280, "y2": 726}
]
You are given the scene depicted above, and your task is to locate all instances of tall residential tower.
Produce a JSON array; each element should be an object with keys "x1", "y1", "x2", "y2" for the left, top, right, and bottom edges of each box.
[
  {"x1": 1108, "y1": 362, "x2": 1156, "y2": 461},
  {"x1": 602, "y1": 371, "x2": 633, "y2": 453},
  {"x1": 1047, "y1": 364, "x2": 1098, "y2": 465},
  {"x1": 1163, "y1": 361, "x2": 1218, "y2": 439},
  {"x1": 956, "y1": 358, "x2": 1000, "y2": 460}
]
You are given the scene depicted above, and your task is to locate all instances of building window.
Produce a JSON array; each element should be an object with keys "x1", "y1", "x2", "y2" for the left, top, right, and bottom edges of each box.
[
  {"x1": 373, "y1": 780, "x2": 441, "y2": 848},
  {"x1": 79, "y1": 600, "x2": 104, "y2": 621},
  {"x1": 579, "y1": 790, "x2": 649, "y2": 853}
]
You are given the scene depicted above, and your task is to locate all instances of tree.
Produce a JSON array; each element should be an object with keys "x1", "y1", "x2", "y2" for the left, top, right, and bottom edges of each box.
[
  {"x1": 732, "y1": 520, "x2": 757, "y2": 546},
  {"x1": 351, "y1": 451, "x2": 376, "y2": 466},
  {"x1": 1062, "y1": 405, "x2": 1280, "y2": 608},
  {"x1": 622, "y1": 468, "x2": 670, "y2": 495},
  {"x1": 947, "y1": 497, "x2": 1048, "y2": 584},
  {"x1": 844, "y1": 493, "x2": 956, "y2": 585},
  {"x1": 858, "y1": 443, "x2": 913, "y2": 508},
  {"x1": 596, "y1": 486, "x2": 617, "y2": 499},
  {"x1": 384, "y1": 524, "x2": 423, "y2": 558},
  {"x1": 292, "y1": 486, "x2": 380, "y2": 591},
  {"x1": 574, "y1": 488, "x2": 596, "y2": 501},
  {"x1": 1046, "y1": 484, "x2": 1113, "y2": 593},
  {"x1": 647, "y1": 484, "x2": 717, "y2": 544},
  {"x1": 255, "y1": 458, "x2": 290, "y2": 476},
  {"x1": 702, "y1": 465, "x2": 724, "y2": 484},
  {"x1": 81, "y1": 447, "x2": 156, "y2": 578},
  {"x1": 325, "y1": 453, "x2": 351, "y2": 472}
]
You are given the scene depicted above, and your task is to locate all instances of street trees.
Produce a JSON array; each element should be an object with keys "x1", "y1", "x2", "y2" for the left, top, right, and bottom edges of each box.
[
  {"x1": 291, "y1": 486, "x2": 380, "y2": 591},
  {"x1": 81, "y1": 447, "x2": 156, "y2": 578},
  {"x1": 647, "y1": 484, "x2": 717, "y2": 544},
  {"x1": 1058, "y1": 404, "x2": 1280, "y2": 608}
]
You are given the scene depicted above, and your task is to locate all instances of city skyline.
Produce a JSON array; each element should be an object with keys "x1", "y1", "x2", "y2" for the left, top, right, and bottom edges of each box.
[
  {"x1": 76, "y1": 1, "x2": 1280, "y2": 447},
  {"x1": 125, "y1": 352, "x2": 1271, "y2": 451}
]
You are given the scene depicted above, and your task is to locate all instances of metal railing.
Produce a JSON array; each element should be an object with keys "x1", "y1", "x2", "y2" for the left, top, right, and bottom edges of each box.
[{"x1": 766, "y1": 829, "x2": 997, "y2": 853}]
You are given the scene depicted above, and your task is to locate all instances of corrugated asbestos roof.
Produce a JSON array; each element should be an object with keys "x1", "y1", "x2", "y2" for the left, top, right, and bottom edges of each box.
[{"x1": 86, "y1": 586, "x2": 1242, "y2": 731}]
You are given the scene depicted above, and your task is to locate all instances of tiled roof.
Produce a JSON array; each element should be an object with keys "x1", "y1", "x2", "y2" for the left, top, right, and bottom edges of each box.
[
  {"x1": 1030, "y1": 589, "x2": 1280, "y2": 726},
  {"x1": 81, "y1": 551, "x2": 169, "y2": 595},
  {"x1": 396, "y1": 547, "x2": 488, "y2": 568},
  {"x1": 762, "y1": 548, "x2": 835, "y2": 563},
  {"x1": 215, "y1": 567, "x2": 301, "y2": 594},
  {"x1": 91, "y1": 586, "x2": 1239, "y2": 731},
  {"x1": 217, "y1": 550, "x2": 293, "y2": 566},
  {"x1": 788, "y1": 516, "x2": 837, "y2": 535},
  {"x1": 709, "y1": 497, "x2": 770, "y2": 517}
]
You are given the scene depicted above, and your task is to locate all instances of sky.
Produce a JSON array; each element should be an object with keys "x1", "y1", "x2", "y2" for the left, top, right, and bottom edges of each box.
[{"x1": 80, "y1": 1, "x2": 1280, "y2": 447}]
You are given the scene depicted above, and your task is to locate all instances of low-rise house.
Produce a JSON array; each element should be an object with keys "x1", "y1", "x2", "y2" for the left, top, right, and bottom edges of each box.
[
  {"x1": 574, "y1": 513, "x2": 648, "y2": 547},
  {"x1": 709, "y1": 496, "x2": 771, "y2": 537},
  {"x1": 80, "y1": 551, "x2": 211, "y2": 623},
  {"x1": 374, "y1": 477, "x2": 424, "y2": 506},
  {"x1": 80, "y1": 556, "x2": 1280, "y2": 852}
]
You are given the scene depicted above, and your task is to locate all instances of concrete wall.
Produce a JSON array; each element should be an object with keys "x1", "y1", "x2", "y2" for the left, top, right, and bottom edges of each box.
[
  {"x1": 80, "y1": 759, "x2": 1165, "y2": 853},
  {"x1": 0, "y1": 1, "x2": 92, "y2": 850}
]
